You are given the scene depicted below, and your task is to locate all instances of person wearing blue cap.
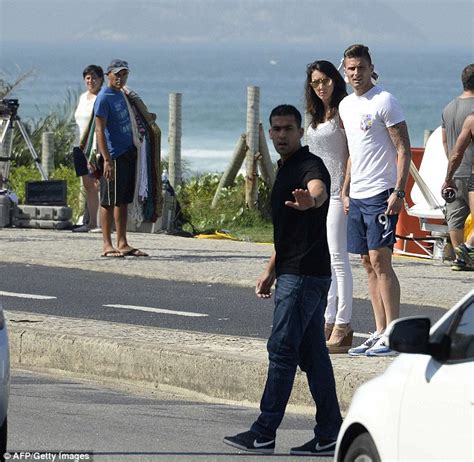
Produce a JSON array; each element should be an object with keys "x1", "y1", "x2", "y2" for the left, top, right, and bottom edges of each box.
[{"x1": 94, "y1": 59, "x2": 149, "y2": 258}]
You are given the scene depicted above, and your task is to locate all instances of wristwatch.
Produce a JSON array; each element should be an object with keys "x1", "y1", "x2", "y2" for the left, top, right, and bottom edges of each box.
[{"x1": 393, "y1": 189, "x2": 405, "y2": 199}]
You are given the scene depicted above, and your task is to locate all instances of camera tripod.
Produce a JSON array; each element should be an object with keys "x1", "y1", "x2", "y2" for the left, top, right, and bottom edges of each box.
[{"x1": 0, "y1": 99, "x2": 48, "y2": 189}]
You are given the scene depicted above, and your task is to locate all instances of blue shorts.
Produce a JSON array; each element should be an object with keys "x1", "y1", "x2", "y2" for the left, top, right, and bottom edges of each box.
[{"x1": 347, "y1": 189, "x2": 398, "y2": 255}]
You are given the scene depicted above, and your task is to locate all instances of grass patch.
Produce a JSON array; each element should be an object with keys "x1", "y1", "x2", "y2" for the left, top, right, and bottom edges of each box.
[
  {"x1": 178, "y1": 173, "x2": 273, "y2": 242},
  {"x1": 231, "y1": 223, "x2": 274, "y2": 243}
]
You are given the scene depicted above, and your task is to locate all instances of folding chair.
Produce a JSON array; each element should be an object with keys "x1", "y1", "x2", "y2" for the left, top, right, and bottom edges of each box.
[{"x1": 405, "y1": 126, "x2": 449, "y2": 259}]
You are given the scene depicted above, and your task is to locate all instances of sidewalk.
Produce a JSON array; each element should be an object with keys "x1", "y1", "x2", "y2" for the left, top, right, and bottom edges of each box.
[{"x1": 1, "y1": 228, "x2": 471, "y2": 411}]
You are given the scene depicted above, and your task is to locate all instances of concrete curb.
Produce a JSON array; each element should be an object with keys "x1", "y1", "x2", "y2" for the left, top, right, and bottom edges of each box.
[{"x1": 7, "y1": 311, "x2": 393, "y2": 412}]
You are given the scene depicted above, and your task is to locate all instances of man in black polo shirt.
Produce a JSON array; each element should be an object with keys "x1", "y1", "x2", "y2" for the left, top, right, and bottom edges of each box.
[{"x1": 224, "y1": 105, "x2": 342, "y2": 456}]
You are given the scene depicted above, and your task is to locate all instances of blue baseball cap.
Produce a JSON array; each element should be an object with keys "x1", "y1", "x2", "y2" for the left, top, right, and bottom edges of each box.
[{"x1": 106, "y1": 59, "x2": 130, "y2": 74}]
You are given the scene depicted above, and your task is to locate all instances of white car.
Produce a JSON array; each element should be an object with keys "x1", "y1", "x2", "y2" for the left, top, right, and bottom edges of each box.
[
  {"x1": 335, "y1": 290, "x2": 474, "y2": 462},
  {"x1": 0, "y1": 303, "x2": 9, "y2": 454}
]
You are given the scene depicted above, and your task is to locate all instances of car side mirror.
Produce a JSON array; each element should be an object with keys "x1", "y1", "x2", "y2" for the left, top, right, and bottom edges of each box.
[{"x1": 388, "y1": 317, "x2": 431, "y2": 354}]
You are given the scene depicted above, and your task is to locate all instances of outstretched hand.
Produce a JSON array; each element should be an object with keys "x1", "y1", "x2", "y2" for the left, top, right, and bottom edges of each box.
[{"x1": 285, "y1": 189, "x2": 315, "y2": 211}]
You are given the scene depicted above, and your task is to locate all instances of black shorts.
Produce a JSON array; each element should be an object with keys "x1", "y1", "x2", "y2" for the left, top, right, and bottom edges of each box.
[{"x1": 99, "y1": 147, "x2": 137, "y2": 207}]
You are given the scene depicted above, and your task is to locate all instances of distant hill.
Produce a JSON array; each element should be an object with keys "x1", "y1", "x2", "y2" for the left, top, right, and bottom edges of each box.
[{"x1": 1, "y1": 0, "x2": 472, "y2": 51}]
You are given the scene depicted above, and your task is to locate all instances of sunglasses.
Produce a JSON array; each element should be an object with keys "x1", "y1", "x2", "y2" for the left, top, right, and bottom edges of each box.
[{"x1": 310, "y1": 78, "x2": 332, "y2": 88}]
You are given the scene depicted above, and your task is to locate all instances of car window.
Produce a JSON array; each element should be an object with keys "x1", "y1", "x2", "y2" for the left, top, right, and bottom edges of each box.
[
  {"x1": 430, "y1": 311, "x2": 456, "y2": 343},
  {"x1": 449, "y1": 301, "x2": 474, "y2": 361}
]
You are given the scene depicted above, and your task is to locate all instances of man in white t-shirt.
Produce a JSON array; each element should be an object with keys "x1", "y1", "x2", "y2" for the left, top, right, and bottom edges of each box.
[{"x1": 340, "y1": 44, "x2": 412, "y2": 357}]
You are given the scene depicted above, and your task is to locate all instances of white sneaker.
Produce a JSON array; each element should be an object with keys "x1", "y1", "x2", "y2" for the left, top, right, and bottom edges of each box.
[
  {"x1": 348, "y1": 332, "x2": 381, "y2": 356},
  {"x1": 366, "y1": 335, "x2": 398, "y2": 357}
]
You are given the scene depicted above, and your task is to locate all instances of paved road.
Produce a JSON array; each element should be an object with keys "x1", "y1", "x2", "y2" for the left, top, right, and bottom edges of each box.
[
  {"x1": 8, "y1": 369, "x2": 333, "y2": 461},
  {"x1": 0, "y1": 229, "x2": 470, "y2": 313},
  {"x1": 0, "y1": 262, "x2": 447, "y2": 339}
]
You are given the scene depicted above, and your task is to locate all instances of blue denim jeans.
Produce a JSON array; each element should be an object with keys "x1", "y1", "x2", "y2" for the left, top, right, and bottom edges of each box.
[{"x1": 251, "y1": 274, "x2": 342, "y2": 440}]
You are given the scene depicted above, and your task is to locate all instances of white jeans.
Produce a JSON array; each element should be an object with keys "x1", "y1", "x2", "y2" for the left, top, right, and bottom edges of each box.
[{"x1": 325, "y1": 195, "x2": 353, "y2": 325}]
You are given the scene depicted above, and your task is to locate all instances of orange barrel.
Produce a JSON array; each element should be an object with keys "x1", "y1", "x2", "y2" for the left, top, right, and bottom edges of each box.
[{"x1": 395, "y1": 147, "x2": 432, "y2": 256}]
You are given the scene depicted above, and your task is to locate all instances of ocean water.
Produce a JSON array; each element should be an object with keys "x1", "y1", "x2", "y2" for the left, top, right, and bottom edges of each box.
[{"x1": 1, "y1": 42, "x2": 472, "y2": 173}]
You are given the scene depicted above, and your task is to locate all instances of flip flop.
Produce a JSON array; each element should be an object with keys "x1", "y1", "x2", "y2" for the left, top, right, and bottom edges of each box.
[
  {"x1": 101, "y1": 250, "x2": 124, "y2": 258},
  {"x1": 121, "y1": 248, "x2": 149, "y2": 257}
]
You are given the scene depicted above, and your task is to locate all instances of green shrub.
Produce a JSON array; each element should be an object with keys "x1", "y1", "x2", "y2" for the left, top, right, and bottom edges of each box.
[
  {"x1": 177, "y1": 173, "x2": 273, "y2": 241},
  {"x1": 7, "y1": 165, "x2": 42, "y2": 204}
]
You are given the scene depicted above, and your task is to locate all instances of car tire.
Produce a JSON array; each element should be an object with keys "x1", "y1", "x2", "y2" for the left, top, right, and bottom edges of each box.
[
  {"x1": 343, "y1": 432, "x2": 380, "y2": 462},
  {"x1": 0, "y1": 416, "x2": 7, "y2": 458}
]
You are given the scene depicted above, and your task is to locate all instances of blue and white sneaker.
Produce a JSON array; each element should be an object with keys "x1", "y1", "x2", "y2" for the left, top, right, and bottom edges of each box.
[
  {"x1": 366, "y1": 334, "x2": 398, "y2": 357},
  {"x1": 348, "y1": 332, "x2": 381, "y2": 356}
]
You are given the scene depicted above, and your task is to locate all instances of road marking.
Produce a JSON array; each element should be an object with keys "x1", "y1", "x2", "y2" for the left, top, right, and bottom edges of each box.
[
  {"x1": 0, "y1": 291, "x2": 56, "y2": 300},
  {"x1": 104, "y1": 304, "x2": 208, "y2": 317}
]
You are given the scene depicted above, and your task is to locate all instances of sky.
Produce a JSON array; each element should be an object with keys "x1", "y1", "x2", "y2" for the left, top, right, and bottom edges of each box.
[{"x1": 1, "y1": 0, "x2": 473, "y2": 51}]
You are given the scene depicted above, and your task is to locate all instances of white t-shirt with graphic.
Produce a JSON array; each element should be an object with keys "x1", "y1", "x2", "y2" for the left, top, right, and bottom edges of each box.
[{"x1": 339, "y1": 85, "x2": 405, "y2": 199}]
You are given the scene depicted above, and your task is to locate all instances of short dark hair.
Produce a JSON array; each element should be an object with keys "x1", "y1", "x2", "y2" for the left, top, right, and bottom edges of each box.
[
  {"x1": 269, "y1": 105, "x2": 302, "y2": 128},
  {"x1": 82, "y1": 64, "x2": 104, "y2": 80},
  {"x1": 461, "y1": 64, "x2": 474, "y2": 91},
  {"x1": 343, "y1": 44, "x2": 372, "y2": 66},
  {"x1": 305, "y1": 60, "x2": 347, "y2": 128}
]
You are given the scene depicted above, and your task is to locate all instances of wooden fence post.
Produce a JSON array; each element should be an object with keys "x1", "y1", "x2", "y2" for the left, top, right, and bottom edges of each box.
[
  {"x1": 257, "y1": 123, "x2": 275, "y2": 186},
  {"x1": 246, "y1": 86, "x2": 259, "y2": 208},
  {"x1": 168, "y1": 93, "x2": 182, "y2": 189},
  {"x1": 211, "y1": 133, "x2": 247, "y2": 208},
  {"x1": 41, "y1": 132, "x2": 54, "y2": 175}
]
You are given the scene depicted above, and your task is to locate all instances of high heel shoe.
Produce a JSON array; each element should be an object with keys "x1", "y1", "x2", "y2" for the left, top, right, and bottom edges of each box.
[
  {"x1": 324, "y1": 323, "x2": 335, "y2": 341},
  {"x1": 327, "y1": 323, "x2": 354, "y2": 354}
]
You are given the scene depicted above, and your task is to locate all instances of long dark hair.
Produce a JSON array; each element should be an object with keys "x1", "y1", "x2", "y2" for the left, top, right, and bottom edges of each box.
[{"x1": 305, "y1": 60, "x2": 347, "y2": 128}]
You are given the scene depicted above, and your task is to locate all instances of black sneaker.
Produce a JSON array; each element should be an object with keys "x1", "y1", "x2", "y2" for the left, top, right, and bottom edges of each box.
[
  {"x1": 451, "y1": 258, "x2": 474, "y2": 271},
  {"x1": 223, "y1": 430, "x2": 275, "y2": 454},
  {"x1": 290, "y1": 436, "x2": 337, "y2": 456},
  {"x1": 454, "y1": 243, "x2": 474, "y2": 267}
]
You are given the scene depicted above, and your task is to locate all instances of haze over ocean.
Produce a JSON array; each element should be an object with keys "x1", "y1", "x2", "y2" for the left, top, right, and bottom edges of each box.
[{"x1": 2, "y1": 42, "x2": 472, "y2": 173}]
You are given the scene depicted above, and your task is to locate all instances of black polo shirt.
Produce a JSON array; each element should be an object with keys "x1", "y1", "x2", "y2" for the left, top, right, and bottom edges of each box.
[{"x1": 271, "y1": 145, "x2": 331, "y2": 277}]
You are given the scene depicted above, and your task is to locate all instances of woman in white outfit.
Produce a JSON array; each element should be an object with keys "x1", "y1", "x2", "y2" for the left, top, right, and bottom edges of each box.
[
  {"x1": 305, "y1": 60, "x2": 354, "y2": 353},
  {"x1": 73, "y1": 64, "x2": 103, "y2": 232}
]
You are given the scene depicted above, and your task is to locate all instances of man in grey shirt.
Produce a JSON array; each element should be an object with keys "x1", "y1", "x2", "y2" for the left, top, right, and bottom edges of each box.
[{"x1": 442, "y1": 63, "x2": 474, "y2": 271}]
